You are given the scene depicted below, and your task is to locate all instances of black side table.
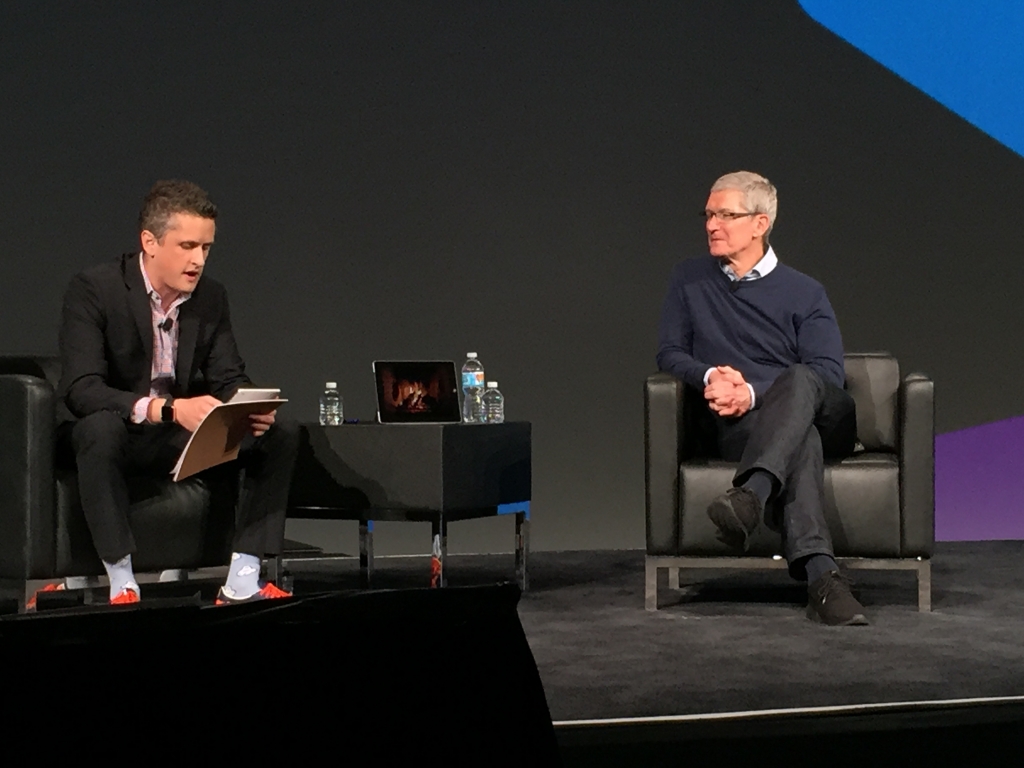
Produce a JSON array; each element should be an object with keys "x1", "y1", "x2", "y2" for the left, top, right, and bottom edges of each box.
[{"x1": 286, "y1": 421, "x2": 531, "y2": 589}]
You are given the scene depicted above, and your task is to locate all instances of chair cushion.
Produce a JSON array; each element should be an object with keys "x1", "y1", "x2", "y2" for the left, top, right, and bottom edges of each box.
[{"x1": 678, "y1": 453, "x2": 901, "y2": 558}]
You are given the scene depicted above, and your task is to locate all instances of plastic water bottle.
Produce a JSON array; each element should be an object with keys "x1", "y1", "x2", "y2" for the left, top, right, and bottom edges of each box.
[
  {"x1": 481, "y1": 381, "x2": 504, "y2": 424},
  {"x1": 461, "y1": 353, "x2": 485, "y2": 423},
  {"x1": 319, "y1": 382, "x2": 343, "y2": 426}
]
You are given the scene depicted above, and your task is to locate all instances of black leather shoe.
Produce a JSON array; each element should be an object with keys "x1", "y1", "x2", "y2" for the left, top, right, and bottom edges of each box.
[
  {"x1": 807, "y1": 571, "x2": 869, "y2": 626},
  {"x1": 706, "y1": 487, "x2": 762, "y2": 551}
]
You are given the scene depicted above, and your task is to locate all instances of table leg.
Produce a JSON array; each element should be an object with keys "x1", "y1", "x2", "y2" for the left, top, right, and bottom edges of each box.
[
  {"x1": 359, "y1": 520, "x2": 374, "y2": 589},
  {"x1": 515, "y1": 512, "x2": 529, "y2": 592},
  {"x1": 431, "y1": 516, "x2": 448, "y2": 588},
  {"x1": 266, "y1": 556, "x2": 282, "y2": 585}
]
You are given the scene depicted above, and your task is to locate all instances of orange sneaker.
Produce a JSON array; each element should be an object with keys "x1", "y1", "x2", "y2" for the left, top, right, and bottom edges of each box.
[
  {"x1": 215, "y1": 581, "x2": 292, "y2": 605},
  {"x1": 26, "y1": 582, "x2": 65, "y2": 611},
  {"x1": 110, "y1": 586, "x2": 141, "y2": 605}
]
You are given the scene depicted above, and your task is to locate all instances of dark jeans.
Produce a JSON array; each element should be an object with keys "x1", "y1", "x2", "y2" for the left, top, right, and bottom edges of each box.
[
  {"x1": 714, "y1": 364, "x2": 857, "y2": 579},
  {"x1": 60, "y1": 411, "x2": 300, "y2": 564}
]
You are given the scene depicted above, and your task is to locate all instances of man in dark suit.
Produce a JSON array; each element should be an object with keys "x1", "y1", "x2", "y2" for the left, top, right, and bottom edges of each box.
[{"x1": 55, "y1": 179, "x2": 299, "y2": 604}]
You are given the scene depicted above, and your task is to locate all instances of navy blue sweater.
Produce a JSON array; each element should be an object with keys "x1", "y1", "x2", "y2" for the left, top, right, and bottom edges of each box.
[{"x1": 656, "y1": 256, "x2": 845, "y2": 405}]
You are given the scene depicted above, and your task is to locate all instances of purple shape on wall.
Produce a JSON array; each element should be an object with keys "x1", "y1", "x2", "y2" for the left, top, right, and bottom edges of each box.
[{"x1": 935, "y1": 416, "x2": 1024, "y2": 541}]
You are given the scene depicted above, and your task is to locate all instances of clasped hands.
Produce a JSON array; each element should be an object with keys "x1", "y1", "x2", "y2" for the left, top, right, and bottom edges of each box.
[
  {"x1": 705, "y1": 366, "x2": 752, "y2": 418},
  {"x1": 149, "y1": 395, "x2": 276, "y2": 436}
]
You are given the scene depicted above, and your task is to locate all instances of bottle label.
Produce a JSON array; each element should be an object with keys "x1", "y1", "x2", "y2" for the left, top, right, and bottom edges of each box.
[{"x1": 462, "y1": 371, "x2": 485, "y2": 389}]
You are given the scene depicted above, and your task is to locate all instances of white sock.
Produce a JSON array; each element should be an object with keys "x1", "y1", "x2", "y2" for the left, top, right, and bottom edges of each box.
[
  {"x1": 102, "y1": 555, "x2": 139, "y2": 600},
  {"x1": 222, "y1": 552, "x2": 262, "y2": 599}
]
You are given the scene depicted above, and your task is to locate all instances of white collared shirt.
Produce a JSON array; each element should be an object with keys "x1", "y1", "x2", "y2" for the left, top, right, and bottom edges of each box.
[
  {"x1": 130, "y1": 255, "x2": 192, "y2": 423},
  {"x1": 719, "y1": 245, "x2": 778, "y2": 282}
]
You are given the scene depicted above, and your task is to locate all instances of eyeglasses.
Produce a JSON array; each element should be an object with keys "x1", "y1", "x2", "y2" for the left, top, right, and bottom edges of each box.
[{"x1": 700, "y1": 209, "x2": 759, "y2": 223}]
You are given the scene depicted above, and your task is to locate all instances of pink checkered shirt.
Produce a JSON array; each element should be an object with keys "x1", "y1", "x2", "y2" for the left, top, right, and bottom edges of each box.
[{"x1": 131, "y1": 256, "x2": 192, "y2": 423}]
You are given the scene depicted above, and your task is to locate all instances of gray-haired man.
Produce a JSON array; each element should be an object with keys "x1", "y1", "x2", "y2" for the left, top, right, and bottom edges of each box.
[{"x1": 657, "y1": 171, "x2": 866, "y2": 626}]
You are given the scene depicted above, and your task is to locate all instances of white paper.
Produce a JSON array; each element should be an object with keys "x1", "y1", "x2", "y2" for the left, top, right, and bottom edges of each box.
[{"x1": 228, "y1": 388, "x2": 281, "y2": 403}]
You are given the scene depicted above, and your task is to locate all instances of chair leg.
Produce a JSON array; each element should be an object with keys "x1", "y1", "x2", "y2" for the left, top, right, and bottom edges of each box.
[
  {"x1": 359, "y1": 520, "x2": 374, "y2": 589},
  {"x1": 515, "y1": 511, "x2": 529, "y2": 592},
  {"x1": 266, "y1": 555, "x2": 283, "y2": 584},
  {"x1": 917, "y1": 559, "x2": 932, "y2": 612},
  {"x1": 668, "y1": 567, "x2": 680, "y2": 590},
  {"x1": 645, "y1": 559, "x2": 659, "y2": 611}
]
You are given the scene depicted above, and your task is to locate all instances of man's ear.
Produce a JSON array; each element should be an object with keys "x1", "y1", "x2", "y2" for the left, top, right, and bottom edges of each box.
[
  {"x1": 752, "y1": 213, "x2": 770, "y2": 240},
  {"x1": 140, "y1": 229, "x2": 158, "y2": 255}
]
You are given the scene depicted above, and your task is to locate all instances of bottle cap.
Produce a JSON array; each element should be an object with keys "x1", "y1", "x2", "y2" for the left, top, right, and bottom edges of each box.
[
  {"x1": 487, "y1": 381, "x2": 498, "y2": 388},
  {"x1": 325, "y1": 382, "x2": 337, "y2": 389},
  {"x1": 467, "y1": 352, "x2": 478, "y2": 358}
]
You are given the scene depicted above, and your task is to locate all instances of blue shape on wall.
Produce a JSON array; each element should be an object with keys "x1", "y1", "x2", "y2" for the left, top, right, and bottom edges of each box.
[{"x1": 799, "y1": 1, "x2": 1024, "y2": 157}]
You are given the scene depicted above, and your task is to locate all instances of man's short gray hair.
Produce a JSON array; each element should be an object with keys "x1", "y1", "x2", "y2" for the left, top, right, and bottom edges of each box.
[{"x1": 710, "y1": 171, "x2": 777, "y2": 239}]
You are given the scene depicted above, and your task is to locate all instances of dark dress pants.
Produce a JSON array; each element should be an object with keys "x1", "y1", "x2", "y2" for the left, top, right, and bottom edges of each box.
[
  {"x1": 714, "y1": 364, "x2": 857, "y2": 579},
  {"x1": 62, "y1": 411, "x2": 300, "y2": 564}
]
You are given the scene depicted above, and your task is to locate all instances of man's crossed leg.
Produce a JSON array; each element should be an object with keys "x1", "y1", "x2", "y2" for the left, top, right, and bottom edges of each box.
[{"x1": 705, "y1": 364, "x2": 868, "y2": 626}]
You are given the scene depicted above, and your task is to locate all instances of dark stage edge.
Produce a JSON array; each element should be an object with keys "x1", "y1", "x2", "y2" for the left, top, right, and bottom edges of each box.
[{"x1": 11, "y1": 541, "x2": 1024, "y2": 763}]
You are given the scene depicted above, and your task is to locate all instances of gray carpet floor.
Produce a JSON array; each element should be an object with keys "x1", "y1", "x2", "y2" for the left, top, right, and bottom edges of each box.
[
  {"x1": 285, "y1": 540, "x2": 1024, "y2": 722},
  {"x1": 517, "y1": 541, "x2": 1024, "y2": 721}
]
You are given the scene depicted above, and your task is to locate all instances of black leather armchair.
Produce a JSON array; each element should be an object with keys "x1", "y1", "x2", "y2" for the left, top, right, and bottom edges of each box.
[
  {"x1": 0, "y1": 356, "x2": 237, "y2": 605},
  {"x1": 644, "y1": 353, "x2": 934, "y2": 611}
]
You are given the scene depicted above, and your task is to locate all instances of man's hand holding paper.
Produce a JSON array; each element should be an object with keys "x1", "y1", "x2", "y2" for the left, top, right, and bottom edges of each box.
[
  {"x1": 174, "y1": 396, "x2": 222, "y2": 432},
  {"x1": 248, "y1": 410, "x2": 276, "y2": 437}
]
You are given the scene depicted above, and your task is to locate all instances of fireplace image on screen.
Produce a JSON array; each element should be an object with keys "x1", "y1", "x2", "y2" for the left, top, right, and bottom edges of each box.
[
  {"x1": 391, "y1": 375, "x2": 435, "y2": 412},
  {"x1": 374, "y1": 361, "x2": 461, "y2": 423}
]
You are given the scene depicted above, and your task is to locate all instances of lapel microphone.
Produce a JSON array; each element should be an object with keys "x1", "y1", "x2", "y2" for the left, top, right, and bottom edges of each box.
[
  {"x1": 729, "y1": 281, "x2": 741, "y2": 293},
  {"x1": 159, "y1": 317, "x2": 174, "y2": 332}
]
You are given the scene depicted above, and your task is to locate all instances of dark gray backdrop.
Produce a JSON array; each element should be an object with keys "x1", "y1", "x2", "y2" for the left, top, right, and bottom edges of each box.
[{"x1": 2, "y1": 1, "x2": 1020, "y2": 555}]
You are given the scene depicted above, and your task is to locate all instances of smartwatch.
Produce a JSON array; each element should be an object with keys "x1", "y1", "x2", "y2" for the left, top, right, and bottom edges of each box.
[{"x1": 161, "y1": 397, "x2": 175, "y2": 424}]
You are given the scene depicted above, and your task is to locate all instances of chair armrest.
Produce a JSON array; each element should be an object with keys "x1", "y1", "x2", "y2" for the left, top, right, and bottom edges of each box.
[
  {"x1": 645, "y1": 373, "x2": 684, "y2": 555},
  {"x1": 0, "y1": 375, "x2": 56, "y2": 579},
  {"x1": 899, "y1": 372, "x2": 934, "y2": 557}
]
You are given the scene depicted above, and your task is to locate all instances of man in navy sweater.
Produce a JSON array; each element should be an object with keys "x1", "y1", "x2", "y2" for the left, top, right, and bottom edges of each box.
[{"x1": 657, "y1": 171, "x2": 866, "y2": 626}]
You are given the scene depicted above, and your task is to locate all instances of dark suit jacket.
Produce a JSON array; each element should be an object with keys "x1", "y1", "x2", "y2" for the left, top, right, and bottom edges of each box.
[{"x1": 57, "y1": 253, "x2": 251, "y2": 425}]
